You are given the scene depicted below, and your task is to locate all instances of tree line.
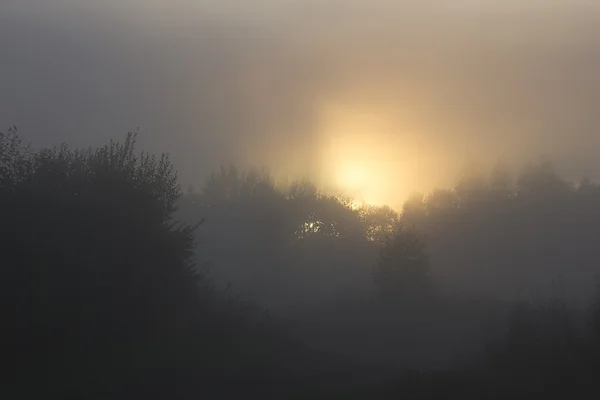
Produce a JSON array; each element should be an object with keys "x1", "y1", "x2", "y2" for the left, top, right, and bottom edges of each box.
[{"x1": 3, "y1": 128, "x2": 600, "y2": 398}]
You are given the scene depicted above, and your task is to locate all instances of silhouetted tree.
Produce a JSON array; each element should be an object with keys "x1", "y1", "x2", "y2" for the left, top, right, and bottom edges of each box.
[
  {"x1": 454, "y1": 161, "x2": 489, "y2": 209},
  {"x1": 401, "y1": 192, "x2": 426, "y2": 227},
  {"x1": 373, "y1": 223, "x2": 432, "y2": 300},
  {"x1": 358, "y1": 205, "x2": 399, "y2": 243},
  {"x1": 516, "y1": 157, "x2": 573, "y2": 202},
  {"x1": 0, "y1": 130, "x2": 216, "y2": 397},
  {"x1": 181, "y1": 169, "x2": 378, "y2": 309},
  {"x1": 483, "y1": 293, "x2": 589, "y2": 396},
  {"x1": 424, "y1": 189, "x2": 459, "y2": 216}
]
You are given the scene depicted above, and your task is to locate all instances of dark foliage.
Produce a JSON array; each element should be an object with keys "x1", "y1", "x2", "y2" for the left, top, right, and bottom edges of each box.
[
  {"x1": 178, "y1": 168, "x2": 382, "y2": 310},
  {"x1": 6, "y1": 126, "x2": 600, "y2": 398},
  {"x1": 394, "y1": 159, "x2": 600, "y2": 303},
  {"x1": 372, "y1": 223, "x2": 432, "y2": 301},
  {"x1": 0, "y1": 130, "x2": 316, "y2": 398},
  {"x1": 1, "y1": 130, "x2": 206, "y2": 396}
]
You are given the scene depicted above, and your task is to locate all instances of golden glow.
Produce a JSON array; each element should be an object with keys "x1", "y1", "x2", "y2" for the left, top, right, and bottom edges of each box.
[
  {"x1": 337, "y1": 164, "x2": 367, "y2": 190},
  {"x1": 317, "y1": 102, "x2": 416, "y2": 208}
]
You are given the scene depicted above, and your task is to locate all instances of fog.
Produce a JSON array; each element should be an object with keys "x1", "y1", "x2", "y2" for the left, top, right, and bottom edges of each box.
[
  {"x1": 3, "y1": 0, "x2": 600, "y2": 207},
  {"x1": 4, "y1": 1, "x2": 600, "y2": 397}
]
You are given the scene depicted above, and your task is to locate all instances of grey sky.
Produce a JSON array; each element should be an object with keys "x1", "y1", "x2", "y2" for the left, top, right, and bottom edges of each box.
[{"x1": 2, "y1": 1, "x2": 600, "y2": 206}]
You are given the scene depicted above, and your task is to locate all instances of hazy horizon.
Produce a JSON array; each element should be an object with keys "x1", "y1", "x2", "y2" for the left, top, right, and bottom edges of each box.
[
  {"x1": 3, "y1": 0, "x2": 600, "y2": 208},
  {"x1": 6, "y1": 3, "x2": 600, "y2": 396}
]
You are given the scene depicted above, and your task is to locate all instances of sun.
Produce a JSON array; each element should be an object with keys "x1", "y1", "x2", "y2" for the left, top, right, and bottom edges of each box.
[
  {"x1": 337, "y1": 164, "x2": 368, "y2": 190},
  {"x1": 317, "y1": 102, "x2": 414, "y2": 209},
  {"x1": 334, "y1": 163, "x2": 383, "y2": 209},
  {"x1": 328, "y1": 144, "x2": 390, "y2": 206}
]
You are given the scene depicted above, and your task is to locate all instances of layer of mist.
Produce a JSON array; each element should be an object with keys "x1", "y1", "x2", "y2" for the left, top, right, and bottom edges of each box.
[
  {"x1": 3, "y1": 1, "x2": 600, "y2": 206},
  {"x1": 4, "y1": 1, "x2": 600, "y2": 397}
]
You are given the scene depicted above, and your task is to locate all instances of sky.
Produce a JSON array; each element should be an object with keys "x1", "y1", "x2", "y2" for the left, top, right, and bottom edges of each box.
[{"x1": 2, "y1": 1, "x2": 600, "y2": 208}]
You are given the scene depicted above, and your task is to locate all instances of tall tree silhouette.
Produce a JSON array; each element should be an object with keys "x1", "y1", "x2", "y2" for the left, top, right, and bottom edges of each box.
[
  {"x1": 1, "y1": 130, "x2": 211, "y2": 397},
  {"x1": 372, "y1": 223, "x2": 431, "y2": 300}
]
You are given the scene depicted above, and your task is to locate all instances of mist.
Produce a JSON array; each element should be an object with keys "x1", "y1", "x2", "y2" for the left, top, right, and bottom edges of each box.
[
  {"x1": 4, "y1": 1, "x2": 600, "y2": 397},
  {"x1": 3, "y1": 1, "x2": 600, "y2": 207}
]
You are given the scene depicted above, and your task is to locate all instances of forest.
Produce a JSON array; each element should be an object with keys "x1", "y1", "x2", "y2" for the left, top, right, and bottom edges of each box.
[{"x1": 3, "y1": 128, "x2": 600, "y2": 398}]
